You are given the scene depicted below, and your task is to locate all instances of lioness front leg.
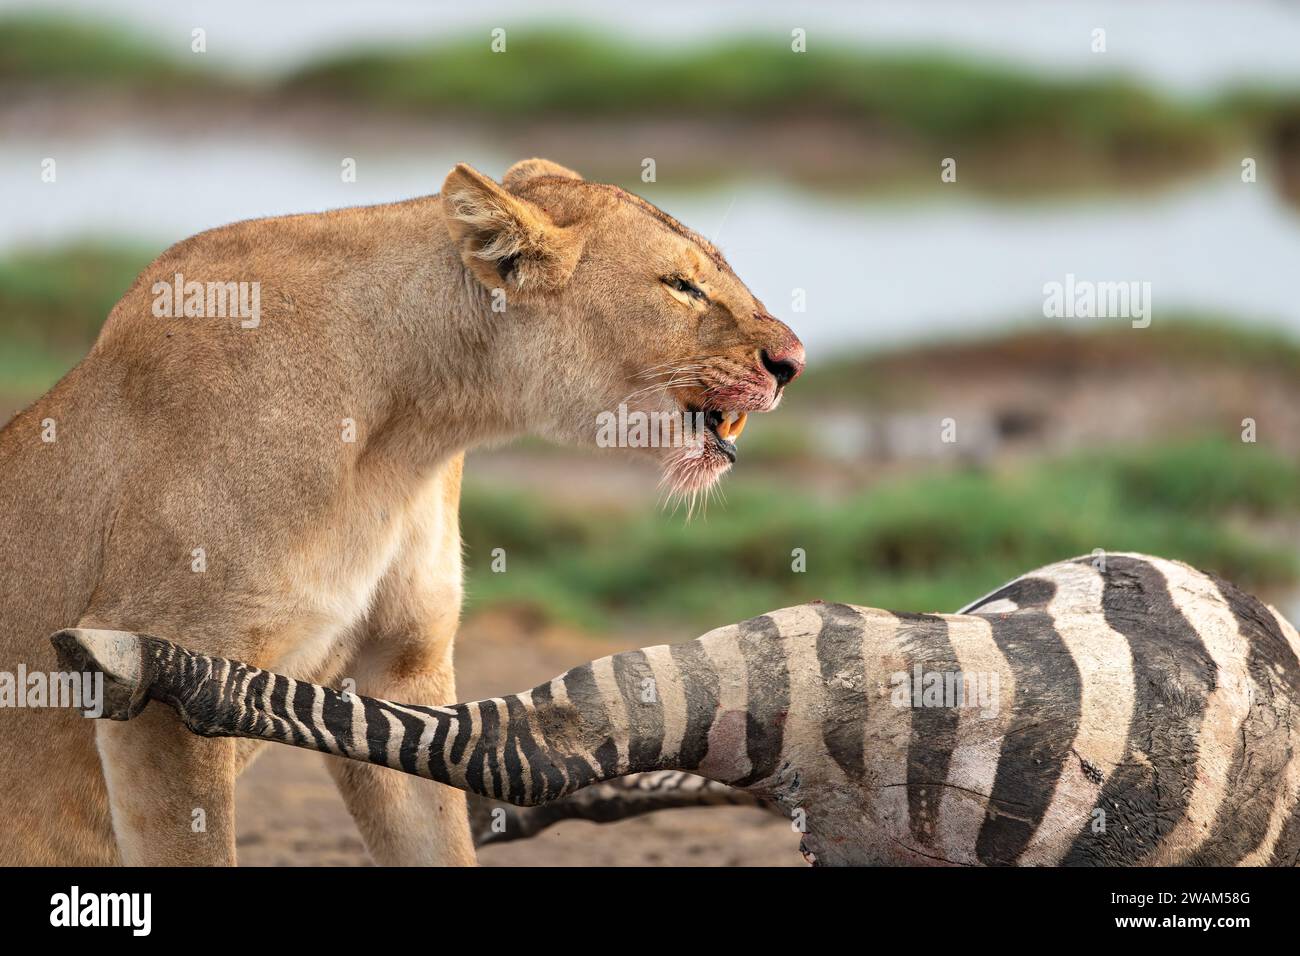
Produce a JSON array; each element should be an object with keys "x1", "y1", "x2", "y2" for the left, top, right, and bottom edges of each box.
[
  {"x1": 95, "y1": 703, "x2": 238, "y2": 866},
  {"x1": 324, "y1": 459, "x2": 476, "y2": 866},
  {"x1": 327, "y1": 639, "x2": 476, "y2": 866}
]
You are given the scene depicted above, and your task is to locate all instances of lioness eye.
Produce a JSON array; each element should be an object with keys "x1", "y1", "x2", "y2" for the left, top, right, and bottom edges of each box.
[{"x1": 664, "y1": 276, "x2": 706, "y2": 301}]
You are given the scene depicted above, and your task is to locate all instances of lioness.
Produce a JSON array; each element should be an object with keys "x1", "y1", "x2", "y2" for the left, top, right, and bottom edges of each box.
[{"x1": 0, "y1": 158, "x2": 803, "y2": 865}]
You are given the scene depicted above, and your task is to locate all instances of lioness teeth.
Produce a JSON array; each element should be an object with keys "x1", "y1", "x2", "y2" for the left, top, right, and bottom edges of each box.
[
  {"x1": 716, "y1": 410, "x2": 748, "y2": 442},
  {"x1": 730, "y1": 411, "x2": 747, "y2": 441}
]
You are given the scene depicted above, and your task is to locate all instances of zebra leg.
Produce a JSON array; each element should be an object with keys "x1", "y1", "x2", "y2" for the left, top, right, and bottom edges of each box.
[
  {"x1": 52, "y1": 627, "x2": 150, "y2": 720},
  {"x1": 50, "y1": 628, "x2": 770, "y2": 808},
  {"x1": 471, "y1": 772, "x2": 777, "y2": 846}
]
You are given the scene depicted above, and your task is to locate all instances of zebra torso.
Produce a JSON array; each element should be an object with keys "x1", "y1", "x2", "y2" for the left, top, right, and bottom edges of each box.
[
  {"x1": 54, "y1": 552, "x2": 1300, "y2": 866},
  {"x1": 764, "y1": 553, "x2": 1300, "y2": 865}
]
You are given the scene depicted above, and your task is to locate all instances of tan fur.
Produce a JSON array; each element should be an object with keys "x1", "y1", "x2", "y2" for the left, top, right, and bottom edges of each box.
[{"x1": 0, "y1": 158, "x2": 802, "y2": 865}]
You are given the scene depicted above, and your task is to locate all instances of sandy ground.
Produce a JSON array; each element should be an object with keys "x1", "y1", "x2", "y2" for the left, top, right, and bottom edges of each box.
[{"x1": 234, "y1": 613, "x2": 802, "y2": 867}]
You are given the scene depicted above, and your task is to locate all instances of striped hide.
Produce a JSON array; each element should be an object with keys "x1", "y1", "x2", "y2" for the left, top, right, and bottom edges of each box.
[
  {"x1": 468, "y1": 771, "x2": 771, "y2": 846},
  {"x1": 52, "y1": 553, "x2": 1300, "y2": 866}
]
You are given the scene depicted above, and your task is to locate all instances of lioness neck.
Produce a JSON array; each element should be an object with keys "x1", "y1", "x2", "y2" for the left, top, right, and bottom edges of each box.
[
  {"x1": 316, "y1": 196, "x2": 543, "y2": 472},
  {"x1": 103, "y1": 195, "x2": 545, "y2": 481}
]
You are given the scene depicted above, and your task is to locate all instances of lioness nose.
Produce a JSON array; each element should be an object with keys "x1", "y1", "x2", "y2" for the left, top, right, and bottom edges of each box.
[{"x1": 761, "y1": 345, "x2": 805, "y2": 387}]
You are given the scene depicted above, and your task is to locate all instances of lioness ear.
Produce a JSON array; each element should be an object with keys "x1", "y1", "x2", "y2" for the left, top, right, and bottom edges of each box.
[
  {"x1": 441, "y1": 163, "x2": 580, "y2": 293},
  {"x1": 502, "y1": 157, "x2": 583, "y2": 192}
]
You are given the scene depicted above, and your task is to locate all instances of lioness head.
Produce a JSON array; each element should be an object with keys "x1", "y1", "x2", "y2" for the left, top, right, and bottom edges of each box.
[{"x1": 441, "y1": 158, "x2": 804, "y2": 505}]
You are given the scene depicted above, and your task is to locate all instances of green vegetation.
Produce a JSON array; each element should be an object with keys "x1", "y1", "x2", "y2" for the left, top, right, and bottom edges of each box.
[
  {"x1": 1, "y1": 15, "x2": 1232, "y2": 162},
  {"x1": 282, "y1": 31, "x2": 1221, "y2": 154},
  {"x1": 0, "y1": 15, "x2": 214, "y2": 90},
  {"x1": 460, "y1": 438, "x2": 1300, "y2": 630},
  {"x1": 0, "y1": 243, "x2": 158, "y2": 399},
  {"x1": 0, "y1": 243, "x2": 155, "y2": 347}
]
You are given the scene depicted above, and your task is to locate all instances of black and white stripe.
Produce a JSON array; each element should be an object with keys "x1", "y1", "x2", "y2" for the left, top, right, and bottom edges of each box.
[{"x1": 51, "y1": 551, "x2": 1300, "y2": 866}]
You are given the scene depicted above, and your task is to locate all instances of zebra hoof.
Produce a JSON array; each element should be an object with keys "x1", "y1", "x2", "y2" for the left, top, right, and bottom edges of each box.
[{"x1": 49, "y1": 628, "x2": 150, "y2": 721}]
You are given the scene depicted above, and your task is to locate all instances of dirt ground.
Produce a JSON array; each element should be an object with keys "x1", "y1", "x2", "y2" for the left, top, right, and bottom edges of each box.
[{"x1": 234, "y1": 613, "x2": 802, "y2": 867}]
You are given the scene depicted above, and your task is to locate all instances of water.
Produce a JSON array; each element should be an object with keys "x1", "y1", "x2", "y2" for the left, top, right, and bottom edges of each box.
[{"x1": 3, "y1": 133, "x2": 1300, "y2": 353}]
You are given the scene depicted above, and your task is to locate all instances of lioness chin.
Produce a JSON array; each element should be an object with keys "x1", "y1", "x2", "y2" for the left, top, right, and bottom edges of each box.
[{"x1": 0, "y1": 157, "x2": 802, "y2": 865}]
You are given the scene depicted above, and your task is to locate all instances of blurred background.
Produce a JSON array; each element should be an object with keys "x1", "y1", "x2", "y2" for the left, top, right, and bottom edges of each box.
[{"x1": 4, "y1": 0, "x2": 1300, "y2": 865}]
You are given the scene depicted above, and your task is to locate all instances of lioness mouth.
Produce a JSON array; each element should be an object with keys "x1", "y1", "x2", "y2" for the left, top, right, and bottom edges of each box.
[{"x1": 703, "y1": 409, "x2": 748, "y2": 462}]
